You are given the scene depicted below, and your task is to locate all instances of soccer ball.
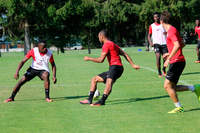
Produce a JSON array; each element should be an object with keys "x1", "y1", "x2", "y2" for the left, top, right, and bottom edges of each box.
[
  {"x1": 88, "y1": 90, "x2": 100, "y2": 99},
  {"x1": 94, "y1": 90, "x2": 100, "y2": 99}
]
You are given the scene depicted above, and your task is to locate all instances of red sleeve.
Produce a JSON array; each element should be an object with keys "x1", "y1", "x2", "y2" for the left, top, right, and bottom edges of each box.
[
  {"x1": 102, "y1": 43, "x2": 109, "y2": 54},
  {"x1": 149, "y1": 25, "x2": 152, "y2": 34},
  {"x1": 49, "y1": 55, "x2": 54, "y2": 64},
  {"x1": 26, "y1": 49, "x2": 34, "y2": 59}
]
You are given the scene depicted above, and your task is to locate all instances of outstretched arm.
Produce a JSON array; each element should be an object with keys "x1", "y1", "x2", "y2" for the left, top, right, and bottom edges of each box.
[
  {"x1": 14, "y1": 57, "x2": 29, "y2": 80},
  {"x1": 84, "y1": 52, "x2": 107, "y2": 63},
  {"x1": 119, "y1": 49, "x2": 140, "y2": 70}
]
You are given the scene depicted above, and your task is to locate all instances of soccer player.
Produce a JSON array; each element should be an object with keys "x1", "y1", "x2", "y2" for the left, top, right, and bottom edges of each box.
[
  {"x1": 4, "y1": 41, "x2": 57, "y2": 103},
  {"x1": 80, "y1": 30, "x2": 140, "y2": 106},
  {"x1": 194, "y1": 19, "x2": 200, "y2": 63},
  {"x1": 160, "y1": 11, "x2": 200, "y2": 113},
  {"x1": 148, "y1": 12, "x2": 168, "y2": 77}
]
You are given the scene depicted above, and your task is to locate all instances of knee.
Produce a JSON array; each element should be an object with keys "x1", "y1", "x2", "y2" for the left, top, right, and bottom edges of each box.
[
  {"x1": 164, "y1": 84, "x2": 169, "y2": 91},
  {"x1": 20, "y1": 76, "x2": 27, "y2": 83},
  {"x1": 42, "y1": 72, "x2": 49, "y2": 80},
  {"x1": 91, "y1": 76, "x2": 98, "y2": 83}
]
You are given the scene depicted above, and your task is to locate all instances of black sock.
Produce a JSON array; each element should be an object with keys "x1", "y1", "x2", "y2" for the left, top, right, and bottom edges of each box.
[
  {"x1": 10, "y1": 92, "x2": 16, "y2": 100},
  {"x1": 162, "y1": 67, "x2": 166, "y2": 73},
  {"x1": 45, "y1": 89, "x2": 50, "y2": 98},
  {"x1": 198, "y1": 55, "x2": 200, "y2": 61},
  {"x1": 158, "y1": 69, "x2": 162, "y2": 75},
  {"x1": 99, "y1": 94, "x2": 108, "y2": 104},
  {"x1": 88, "y1": 91, "x2": 95, "y2": 102}
]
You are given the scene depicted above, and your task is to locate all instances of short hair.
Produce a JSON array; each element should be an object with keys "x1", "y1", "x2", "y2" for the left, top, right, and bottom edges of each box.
[
  {"x1": 99, "y1": 29, "x2": 109, "y2": 38},
  {"x1": 153, "y1": 12, "x2": 160, "y2": 17},
  {"x1": 38, "y1": 40, "x2": 46, "y2": 45},
  {"x1": 160, "y1": 11, "x2": 171, "y2": 24}
]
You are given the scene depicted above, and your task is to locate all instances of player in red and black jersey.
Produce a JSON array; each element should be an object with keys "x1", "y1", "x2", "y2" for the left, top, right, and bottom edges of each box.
[
  {"x1": 160, "y1": 11, "x2": 200, "y2": 113},
  {"x1": 80, "y1": 30, "x2": 140, "y2": 106}
]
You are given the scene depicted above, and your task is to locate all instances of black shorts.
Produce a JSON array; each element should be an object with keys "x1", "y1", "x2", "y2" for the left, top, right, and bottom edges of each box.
[
  {"x1": 154, "y1": 44, "x2": 168, "y2": 55},
  {"x1": 166, "y1": 62, "x2": 185, "y2": 84},
  {"x1": 98, "y1": 65, "x2": 124, "y2": 84},
  {"x1": 197, "y1": 40, "x2": 200, "y2": 49},
  {"x1": 24, "y1": 67, "x2": 48, "y2": 81}
]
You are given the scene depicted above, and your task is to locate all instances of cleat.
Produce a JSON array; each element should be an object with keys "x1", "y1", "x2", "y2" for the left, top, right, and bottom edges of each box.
[
  {"x1": 90, "y1": 101, "x2": 105, "y2": 107},
  {"x1": 168, "y1": 107, "x2": 184, "y2": 113},
  {"x1": 194, "y1": 84, "x2": 200, "y2": 102},
  {"x1": 4, "y1": 98, "x2": 14, "y2": 103},
  {"x1": 46, "y1": 98, "x2": 53, "y2": 102},
  {"x1": 195, "y1": 60, "x2": 200, "y2": 63},
  {"x1": 80, "y1": 99, "x2": 91, "y2": 104}
]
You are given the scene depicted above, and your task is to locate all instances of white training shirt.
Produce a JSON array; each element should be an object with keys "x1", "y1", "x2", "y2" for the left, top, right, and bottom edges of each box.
[
  {"x1": 26, "y1": 47, "x2": 53, "y2": 72},
  {"x1": 149, "y1": 23, "x2": 167, "y2": 45}
]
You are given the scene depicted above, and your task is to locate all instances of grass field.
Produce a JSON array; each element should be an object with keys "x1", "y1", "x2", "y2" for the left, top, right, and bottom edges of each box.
[{"x1": 0, "y1": 45, "x2": 200, "y2": 133}]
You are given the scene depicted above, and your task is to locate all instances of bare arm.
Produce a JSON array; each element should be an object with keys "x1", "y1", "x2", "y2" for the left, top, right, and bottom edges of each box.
[
  {"x1": 164, "y1": 41, "x2": 180, "y2": 67},
  {"x1": 119, "y1": 49, "x2": 140, "y2": 70},
  {"x1": 148, "y1": 33, "x2": 153, "y2": 47},
  {"x1": 50, "y1": 61, "x2": 57, "y2": 84},
  {"x1": 14, "y1": 57, "x2": 29, "y2": 79},
  {"x1": 84, "y1": 52, "x2": 107, "y2": 63}
]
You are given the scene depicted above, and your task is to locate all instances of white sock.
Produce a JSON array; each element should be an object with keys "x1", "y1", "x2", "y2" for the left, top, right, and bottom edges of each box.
[
  {"x1": 174, "y1": 102, "x2": 182, "y2": 108},
  {"x1": 188, "y1": 85, "x2": 195, "y2": 92}
]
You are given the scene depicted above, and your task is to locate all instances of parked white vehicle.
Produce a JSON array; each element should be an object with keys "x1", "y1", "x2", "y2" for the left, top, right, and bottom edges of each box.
[
  {"x1": 65, "y1": 42, "x2": 83, "y2": 50},
  {"x1": 70, "y1": 43, "x2": 83, "y2": 50}
]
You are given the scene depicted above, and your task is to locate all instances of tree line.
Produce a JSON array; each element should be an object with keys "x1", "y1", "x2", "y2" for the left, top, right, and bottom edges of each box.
[{"x1": 0, "y1": 0, "x2": 199, "y2": 54}]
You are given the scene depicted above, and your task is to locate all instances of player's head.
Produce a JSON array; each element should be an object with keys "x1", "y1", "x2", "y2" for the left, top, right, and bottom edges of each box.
[
  {"x1": 98, "y1": 29, "x2": 109, "y2": 44},
  {"x1": 153, "y1": 12, "x2": 160, "y2": 23},
  {"x1": 38, "y1": 40, "x2": 47, "y2": 53},
  {"x1": 196, "y1": 19, "x2": 200, "y2": 26},
  {"x1": 160, "y1": 11, "x2": 171, "y2": 24}
]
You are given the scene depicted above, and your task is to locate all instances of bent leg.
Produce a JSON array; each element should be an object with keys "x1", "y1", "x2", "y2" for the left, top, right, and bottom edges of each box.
[
  {"x1": 88, "y1": 76, "x2": 104, "y2": 101},
  {"x1": 90, "y1": 76, "x2": 104, "y2": 92},
  {"x1": 95, "y1": 78, "x2": 114, "y2": 105},
  {"x1": 80, "y1": 76, "x2": 104, "y2": 104},
  {"x1": 164, "y1": 79, "x2": 179, "y2": 103},
  {"x1": 9, "y1": 76, "x2": 29, "y2": 100},
  {"x1": 41, "y1": 71, "x2": 50, "y2": 99}
]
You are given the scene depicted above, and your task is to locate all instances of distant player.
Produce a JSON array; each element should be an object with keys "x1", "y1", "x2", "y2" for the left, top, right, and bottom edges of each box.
[
  {"x1": 148, "y1": 12, "x2": 168, "y2": 77},
  {"x1": 80, "y1": 30, "x2": 140, "y2": 106},
  {"x1": 4, "y1": 41, "x2": 57, "y2": 103},
  {"x1": 194, "y1": 19, "x2": 200, "y2": 63},
  {"x1": 160, "y1": 11, "x2": 200, "y2": 113}
]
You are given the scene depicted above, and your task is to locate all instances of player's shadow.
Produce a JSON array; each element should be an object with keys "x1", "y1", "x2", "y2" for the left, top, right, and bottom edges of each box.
[
  {"x1": 184, "y1": 108, "x2": 200, "y2": 112},
  {"x1": 52, "y1": 95, "x2": 88, "y2": 101},
  {"x1": 16, "y1": 95, "x2": 88, "y2": 102},
  {"x1": 108, "y1": 95, "x2": 169, "y2": 105},
  {"x1": 182, "y1": 72, "x2": 200, "y2": 76}
]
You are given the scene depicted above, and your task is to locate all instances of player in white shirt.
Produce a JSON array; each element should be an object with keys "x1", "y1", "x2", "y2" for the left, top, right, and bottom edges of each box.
[
  {"x1": 148, "y1": 12, "x2": 168, "y2": 77},
  {"x1": 4, "y1": 41, "x2": 57, "y2": 103}
]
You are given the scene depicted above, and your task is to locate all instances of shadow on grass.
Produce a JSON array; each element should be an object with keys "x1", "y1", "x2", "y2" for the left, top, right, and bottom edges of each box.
[
  {"x1": 108, "y1": 95, "x2": 169, "y2": 105},
  {"x1": 182, "y1": 72, "x2": 200, "y2": 76},
  {"x1": 16, "y1": 95, "x2": 88, "y2": 102},
  {"x1": 52, "y1": 95, "x2": 88, "y2": 101},
  {"x1": 184, "y1": 108, "x2": 200, "y2": 112}
]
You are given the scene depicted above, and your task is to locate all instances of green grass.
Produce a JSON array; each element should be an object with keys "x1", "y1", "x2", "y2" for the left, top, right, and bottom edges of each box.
[{"x1": 0, "y1": 45, "x2": 200, "y2": 133}]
